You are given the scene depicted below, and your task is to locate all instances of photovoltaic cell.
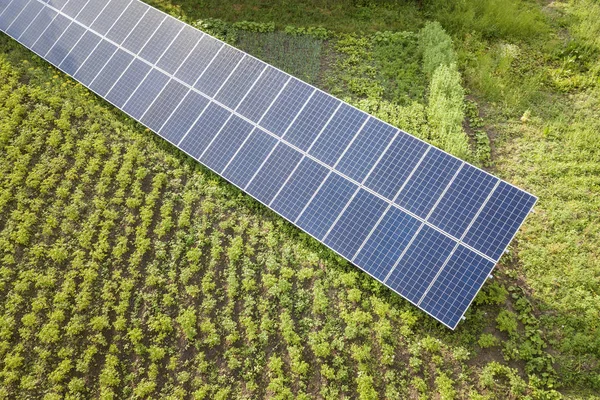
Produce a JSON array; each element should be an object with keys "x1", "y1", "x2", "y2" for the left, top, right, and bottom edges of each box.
[
  {"x1": 309, "y1": 104, "x2": 368, "y2": 167},
  {"x1": 270, "y1": 157, "x2": 329, "y2": 221},
  {"x1": 200, "y1": 116, "x2": 254, "y2": 173},
  {"x1": 336, "y1": 118, "x2": 397, "y2": 183},
  {"x1": 385, "y1": 225, "x2": 456, "y2": 304},
  {"x1": 5, "y1": 0, "x2": 43, "y2": 38},
  {"x1": 90, "y1": 0, "x2": 131, "y2": 36},
  {"x1": 105, "y1": 57, "x2": 151, "y2": 107},
  {"x1": 158, "y1": 90, "x2": 209, "y2": 144},
  {"x1": 236, "y1": 66, "x2": 288, "y2": 122},
  {"x1": 123, "y1": 68, "x2": 169, "y2": 119},
  {"x1": 354, "y1": 207, "x2": 420, "y2": 281},
  {"x1": 246, "y1": 144, "x2": 303, "y2": 204},
  {"x1": 364, "y1": 132, "x2": 429, "y2": 200},
  {"x1": 222, "y1": 129, "x2": 278, "y2": 188},
  {"x1": 45, "y1": 22, "x2": 86, "y2": 66},
  {"x1": 138, "y1": 15, "x2": 181, "y2": 64},
  {"x1": 156, "y1": 25, "x2": 202, "y2": 75},
  {"x1": 1, "y1": 0, "x2": 537, "y2": 329},
  {"x1": 214, "y1": 55, "x2": 265, "y2": 110},
  {"x1": 395, "y1": 147, "x2": 463, "y2": 219},
  {"x1": 283, "y1": 89, "x2": 340, "y2": 151},
  {"x1": 47, "y1": 0, "x2": 70, "y2": 11},
  {"x1": 141, "y1": 79, "x2": 189, "y2": 132},
  {"x1": 324, "y1": 189, "x2": 388, "y2": 260},
  {"x1": 463, "y1": 182, "x2": 536, "y2": 260},
  {"x1": 60, "y1": 30, "x2": 100, "y2": 75},
  {"x1": 121, "y1": 7, "x2": 164, "y2": 55},
  {"x1": 61, "y1": 0, "x2": 88, "y2": 19},
  {"x1": 178, "y1": 102, "x2": 231, "y2": 159},
  {"x1": 260, "y1": 78, "x2": 313, "y2": 137},
  {"x1": 104, "y1": 0, "x2": 147, "y2": 45},
  {"x1": 297, "y1": 173, "x2": 357, "y2": 240},
  {"x1": 74, "y1": 40, "x2": 117, "y2": 85},
  {"x1": 31, "y1": 13, "x2": 70, "y2": 56},
  {"x1": 18, "y1": 7, "x2": 57, "y2": 48},
  {"x1": 428, "y1": 165, "x2": 498, "y2": 238},
  {"x1": 419, "y1": 246, "x2": 495, "y2": 328},
  {"x1": 175, "y1": 35, "x2": 222, "y2": 86},
  {"x1": 76, "y1": 0, "x2": 107, "y2": 28},
  {"x1": 89, "y1": 48, "x2": 133, "y2": 96},
  {"x1": 195, "y1": 45, "x2": 244, "y2": 97}
]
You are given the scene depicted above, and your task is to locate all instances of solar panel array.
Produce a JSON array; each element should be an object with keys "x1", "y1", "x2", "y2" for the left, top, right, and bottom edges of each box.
[{"x1": 0, "y1": 0, "x2": 537, "y2": 329}]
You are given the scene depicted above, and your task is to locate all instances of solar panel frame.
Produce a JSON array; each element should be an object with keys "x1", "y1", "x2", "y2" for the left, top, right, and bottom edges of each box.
[{"x1": 0, "y1": 0, "x2": 538, "y2": 329}]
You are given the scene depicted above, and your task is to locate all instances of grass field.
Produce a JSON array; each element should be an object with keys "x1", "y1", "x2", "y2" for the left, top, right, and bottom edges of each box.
[{"x1": 1, "y1": 0, "x2": 599, "y2": 398}]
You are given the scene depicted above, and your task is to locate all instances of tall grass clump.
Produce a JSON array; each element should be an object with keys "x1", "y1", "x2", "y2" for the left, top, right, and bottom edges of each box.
[
  {"x1": 419, "y1": 22, "x2": 470, "y2": 160},
  {"x1": 418, "y1": 21, "x2": 456, "y2": 76},
  {"x1": 426, "y1": 0, "x2": 548, "y2": 41},
  {"x1": 426, "y1": 63, "x2": 470, "y2": 160}
]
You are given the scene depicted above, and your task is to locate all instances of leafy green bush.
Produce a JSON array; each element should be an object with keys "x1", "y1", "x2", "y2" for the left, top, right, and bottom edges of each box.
[
  {"x1": 419, "y1": 21, "x2": 456, "y2": 76},
  {"x1": 426, "y1": 63, "x2": 470, "y2": 160}
]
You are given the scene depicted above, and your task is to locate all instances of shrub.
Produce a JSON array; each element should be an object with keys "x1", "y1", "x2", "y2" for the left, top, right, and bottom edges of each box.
[
  {"x1": 426, "y1": 63, "x2": 470, "y2": 160},
  {"x1": 419, "y1": 21, "x2": 456, "y2": 76}
]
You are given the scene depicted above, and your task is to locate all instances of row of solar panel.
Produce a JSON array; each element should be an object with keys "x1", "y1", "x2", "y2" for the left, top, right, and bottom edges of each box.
[
  {"x1": 0, "y1": 0, "x2": 533, "y2": 262},
  {"x1": 0, "y1": 0, "x2": 537, "y2": 328}
]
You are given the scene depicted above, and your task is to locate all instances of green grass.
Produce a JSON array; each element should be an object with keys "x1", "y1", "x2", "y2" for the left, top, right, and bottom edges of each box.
[
  {"x1": 235, "y1": 31, "x2": 324, "y2": 84},
  {"x1": 1, "y1": 0, "x2": 600, "y2": 397}
]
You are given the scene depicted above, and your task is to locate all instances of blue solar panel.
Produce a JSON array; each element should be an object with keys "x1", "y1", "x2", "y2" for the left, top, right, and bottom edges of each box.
[
  {"x1": 214, "y1": 56, "x2": 265, "y2": 110},
  {"x1": 324, "y1": 189, "x2": 388, "y2": 260},
  {"x1": 0, "y1": 0, "x2": 29, "y2": 32},
  {"x1": 463, "y1": 182, "x2": 536, "y2": 260},
  {"x1": 270, "y1": 157, "x2": 329, "y2": 221},
  {"x1": 123, "y1": 69, "x2": 169, "y2": 119},
  {"x1": 60, "y1": 30, "x2": 100, "y2": 75},
  {"x1": 18, "y1": 7, "x2": 57, "y2": 48},
  {"x1": 61, "y1": 0, "x2": 87, "y2": 19},
  {"x1": 428, "y1": 165, "x2": 498, "y2": 238},
  {"x1": 419, "y1": 246, "x2": 495, "y2": 327},
  {"x1": 222, "y1": 129, "x2": 278, "y2": 188},
  {"x1": 2, "y1": 0, "x2": 537, "y2": 329},
  {"x1": 74, "y1": 39, "x2": 117, "y2": 85},
  {"x1": 175, "y1": 35, "x2": 222, "y2": 87},
  {"x1": 200, "y1": 116, "x2": 254, "y2": 173},
  {"x1": 195, "y1": 45, "x2": 245, "y2": 97},
  {"x1": 246, "y1": 144, "x2": 303, "y2": 204},
  {"x1": 283, "y1": 90, "x2": 340, "y2": 151},
  {"x1": 5, "y1": 0, "x2": 43, "y2": 39},
  {"x1": 395, "y1": 147, "x2": 463, "y2": 219},
  {"x1": 105, "y1": 57, "x2": 151, "y2": 107},
  {"x1": 364, "y1": 132, "x2": 429, "y2": 200},
  {"x1": 309, "y1": 103, "x2": 368, "y2": 167},
  {"x1": 297, "y1": 173, "x2": 357, "y2": 239},
  {"x1": 385, "y1": 225, "x2": 456, "y2": 304},
  {"x1": 31, "y1": 13, "x2": 69, "y2": 56},
  {"x1": 46, "y1": 22, "x2": 86, "y2": 66},
  {"x1": 354, "y1": 207, "x2": 420, "y2": 281},
  {"x1": 90, "y1": 0, "x2": 130, "y2": 36},
  {"x1": 138, "y1": 15, "x2": 181, "y2": 64},
  {"x1": 179, "y1": 103, "x2": 231, "y2": 158},
  {"x1": 76, "y1": 0, "x2": 107, "y2": 28},
  {"x1": 158, "y1": 90, "x2": 209, "y2": 145},
  {"x1": 89, "y1": 48, "x2": 134, "y2": 96},
  {"x1": 141, "y1": 79, "x2": 189, "y2": 132},
  {"x1": 179, "y1": 102, "x2": 231, "y2": 159},
  {"x1": 105, "y1": 0, "x2": 147, "y2": 45},
  {"x1": 156, "y1": 25, "x2": 203, "y2": 75},
  {"x1": 121, "y1": 7, "x2": 163, "y2": 55},
  {"x1": 336, "y1": 118, "x2": 397, "y2": 183},
  {"x1": 236, "y1": 67, "x2": 288, "y2": 122},
  {"x1": 260, "y1": 78, "x2": 314, "y2": 137}
]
